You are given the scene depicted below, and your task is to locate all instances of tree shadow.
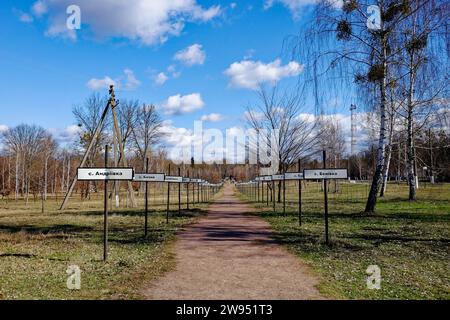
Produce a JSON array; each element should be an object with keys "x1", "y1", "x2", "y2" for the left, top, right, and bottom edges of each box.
[{"x1": 0, "y1": 224, "x2": 94, "y2": 235}]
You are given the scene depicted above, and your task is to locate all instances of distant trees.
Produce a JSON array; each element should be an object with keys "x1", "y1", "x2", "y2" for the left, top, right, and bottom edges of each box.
[{"x1": 1, "y1": 124, "x2": 56, "y2": 202}]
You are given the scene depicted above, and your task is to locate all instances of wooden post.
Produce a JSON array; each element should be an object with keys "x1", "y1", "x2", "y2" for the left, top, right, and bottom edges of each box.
[
  {"x1": 298, "y1": 158, "x2": 302, "y2": 226},
  {"x1": 103, "y1": 145, "x2": 109, "y2": 261},
  {"x1": 323, "y1": 150, "x2": 329, "y2": 245},
  {"x1": 197, "y1": 174, "x2": 200, "y2": 204},
  {"x1": 186, "y1": 170, "x2": 190, "y2": 210},
  {"x1": 144, "y1": 157, "x2": 149, "y2": 237},
  {"x1": 178, "y1": 167, "x2": 181, "y2": 214},
  {"x1": 272, "y1": 180, "x2": 276, "y2": 212},
  {"x1": 166, "y1": 164, "x2": 170, "y2": 224},
  {"x1": 283, "y1": 171, "x2": 286, "y2": 215}
]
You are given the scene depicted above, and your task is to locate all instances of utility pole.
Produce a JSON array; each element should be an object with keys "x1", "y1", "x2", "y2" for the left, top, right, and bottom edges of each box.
[{"x1": 60, "y1": 85, "x2": 136, "y2": 210}]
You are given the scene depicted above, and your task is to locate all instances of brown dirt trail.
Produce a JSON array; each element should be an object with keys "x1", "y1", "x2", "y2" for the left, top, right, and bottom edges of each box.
[{"x1": 142, "y1": 184, "x2": 324, "y2": 300}]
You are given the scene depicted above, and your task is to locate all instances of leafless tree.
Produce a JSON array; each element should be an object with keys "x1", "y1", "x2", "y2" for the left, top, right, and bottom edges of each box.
[
  {"x1": 245, "y1": 85, "x2": 320, "y2": 201},
  {"x1": 131, "y1": 104, "x2": 163, "y2": 171}
]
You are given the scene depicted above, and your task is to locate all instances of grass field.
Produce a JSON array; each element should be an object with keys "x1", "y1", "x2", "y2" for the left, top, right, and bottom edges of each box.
[
  {"x1": 0, "y1": 185, "x2": 217, "y2": 299},
  {"x1": 238, "y1": 181, "x2": 450, "y2": 300}
]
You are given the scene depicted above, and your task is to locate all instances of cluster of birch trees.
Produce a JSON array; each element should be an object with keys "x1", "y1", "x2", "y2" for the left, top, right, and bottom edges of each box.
[{"x1": 248, "y1": 0, "x2": 449, "y2": 212}]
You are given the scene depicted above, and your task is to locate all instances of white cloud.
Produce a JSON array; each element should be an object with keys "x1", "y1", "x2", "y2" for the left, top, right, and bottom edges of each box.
[
  {"x1": 264, "y1": 0, "x2": 342, "y2": 17},
  {"x1": 123, "y1": 69, "x2": 141, "y2": 90},
  {"x1": 230, "y1": 3, "x2": 237, "y2": 9},
  {"x1": 162, "y1": 93, "x2": 204, "y2": 115},
  {"x1": 31, "y1": 0, "x2": 48, "y2": 17},
  {"x1": 224, "y1": 59, "x2": 304, "y2": 90},
  {"x1": 30, "y1": 0, "x2": 221, "y2": 45},
  {"x1": 155, "y1": 72, "x2": 169, "y2": 85},
  {"x1": 86, "y1": 69, "x2": 140, "y2": 91},
  {"x1": 19, "y1": 12, "x2": 34, "y2": 23},
  {"x1": 0, "y1": 125, "x2": 9, "y2": 133},
  {"x1": 174, "y1": 44, "x2": 206, "y2": 66},
  {"x1": 86, "y1": 76, "x2": 117, "y2": 91},
  {"x1": 201, "y1": 113, "x2": 225, "y2": 122}
]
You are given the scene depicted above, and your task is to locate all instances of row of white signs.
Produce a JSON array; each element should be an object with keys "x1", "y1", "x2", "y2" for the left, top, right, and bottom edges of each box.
[
  {"x1": 77, "y1": 168, "x2": 208, "y2": 183},
  {"x1": 254, "y1": 169, "x2": 348, "y2": 182}
]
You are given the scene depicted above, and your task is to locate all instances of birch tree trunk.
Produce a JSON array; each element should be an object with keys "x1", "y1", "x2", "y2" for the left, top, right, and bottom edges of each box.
[
  {"x1": 364, "y1": 62, "x2": 387, "y2": 212},
  {"x1": 406, "y1": 51, "x2": 417, "y2": 201}
]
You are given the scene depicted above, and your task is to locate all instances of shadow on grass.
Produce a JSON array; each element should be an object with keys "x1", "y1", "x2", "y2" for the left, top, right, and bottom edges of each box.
[
  {"x1": 65, "y1": 208, "x2": 209, "y2": 218},
  {"x1": 255, "y1": 209, "x2": 449, "y2": 222},
  {"x1": 0, "y1": 224, "x2": 94, "y2": 235},
  {"x1": 0, "y1": 253, "x2": 37, "y2": 258}
]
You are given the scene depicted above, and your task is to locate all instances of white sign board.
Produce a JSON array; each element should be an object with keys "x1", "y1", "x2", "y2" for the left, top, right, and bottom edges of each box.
[
  {"x1": 165, "y1": 176, "x2": 183, "y2": 183},
  {"x1": 77, "y1": 168, "x2": 134, "y2": 181},
  {"x1": 133, "y1": 173, "x2": 165, "y2": 182},
  {"x1": 303, "y1": 169, "x2": 348, "y2": 180},
  {"x1": 260, "y1": 176, "x2": 272, "y2": 181},
  {"x1": 284, "y1": 172, "x2": 303, "y2": 180},
  {"x1": 272, "y1": 174, "x2": 284, "y2": 181},
  {"x1": 182, "y1": 177, "x2": 191, "y2": 183}
]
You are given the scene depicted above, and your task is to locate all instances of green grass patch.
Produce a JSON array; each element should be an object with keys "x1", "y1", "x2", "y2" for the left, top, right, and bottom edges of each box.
[
  {"x1": 0, "y1": 194, "x2": 213, "y2": 299},
  {"x1": 239, "y1": 182, "x2": 450, "y2": 300}
]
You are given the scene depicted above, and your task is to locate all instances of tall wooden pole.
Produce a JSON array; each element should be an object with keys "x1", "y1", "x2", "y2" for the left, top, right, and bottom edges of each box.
[{"x1": 60, "y1": 98, "x2": 111, "y2": 210}]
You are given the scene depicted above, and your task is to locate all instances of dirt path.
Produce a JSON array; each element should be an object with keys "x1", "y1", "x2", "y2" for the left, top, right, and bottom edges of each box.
[{"x1": 142, "y1": 184, "x2": 324, "y2": 300}]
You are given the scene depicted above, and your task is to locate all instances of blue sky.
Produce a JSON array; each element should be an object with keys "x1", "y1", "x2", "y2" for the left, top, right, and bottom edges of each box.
[{"x1": 0, "y1": 0, "x2": 347, "y2": 145}]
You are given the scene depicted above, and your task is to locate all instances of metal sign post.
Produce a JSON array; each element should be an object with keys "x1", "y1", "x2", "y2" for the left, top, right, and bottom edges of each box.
[
  {"x1": 186, "y1": 172, "x2": 190, "y2": 210},
  {"x1": 323, "y1": 150, "x2": 329, "y2": 245},
  {"x1": 303, "y1": 155, "x2": 348, "y2": 245},
  {"x1": 133, "y1": 172, "x2": 165, "y2": 236},
  {"x1": 298, "y1": 159, "x2": 302, "y2": 226},
  {"x1": 167, "y1": 164, "x2": 170, "y2": 224},
  {"x1": 145, "y1": 158, "x2": 148, "y2": 237},
  {"x1": 103, "y1": 145, "x2": 109, "y2": 261},
  {"x1": 178, "y1": 168, "x2": 181, "y2": 214},
  {"x1": 283, "y1": 173, "x2": 286, "y2": 215},
  {"x1": 77, "y1": 155, "x2": 134, "y2": 261},
  {"x1": 285, "y1": 170, "x2": 304, "y2": 226}
]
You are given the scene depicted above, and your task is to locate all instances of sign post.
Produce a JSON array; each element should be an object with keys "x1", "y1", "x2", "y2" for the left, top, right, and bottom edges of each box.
[
  {"x1": 285, "y1": 170, "x2": 304, "y2": 225},
  {"x1": 178, "y1": 167, "x2": 181, "y2": 215},
  {"x1": 298, "y1": 159, "x2": 302, "y2": 226},
  {"x1": 186, "y1": 171, "x2": 190, "y2": 210},
  {"x1": 323, "y1": 150, "x2": 329, "y2": 245},
  {"x1": 272, "y1": 175, "x2": 284, "y2": 212},
  {"x1": 283, "y1": 173, "x2": 286, "y2": 215},
  {"x1": 77, "y1": 158, "x2": 134, "y2": 261},
  {"x1": 145, "y1": 158, "x2": 148, "y2": 237},
  {"x1": 167, "y1": 164, "x2": 170, "y2": 224},
  {"x1": 303, "y1": 157, "x2": 348, "y2": 245},
  {"x1": 103, "y1": 145, "x2": 109, "y2": 261},
  {"x1": 133, "y1": 172, "x2": 165, "y2": 236}
]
